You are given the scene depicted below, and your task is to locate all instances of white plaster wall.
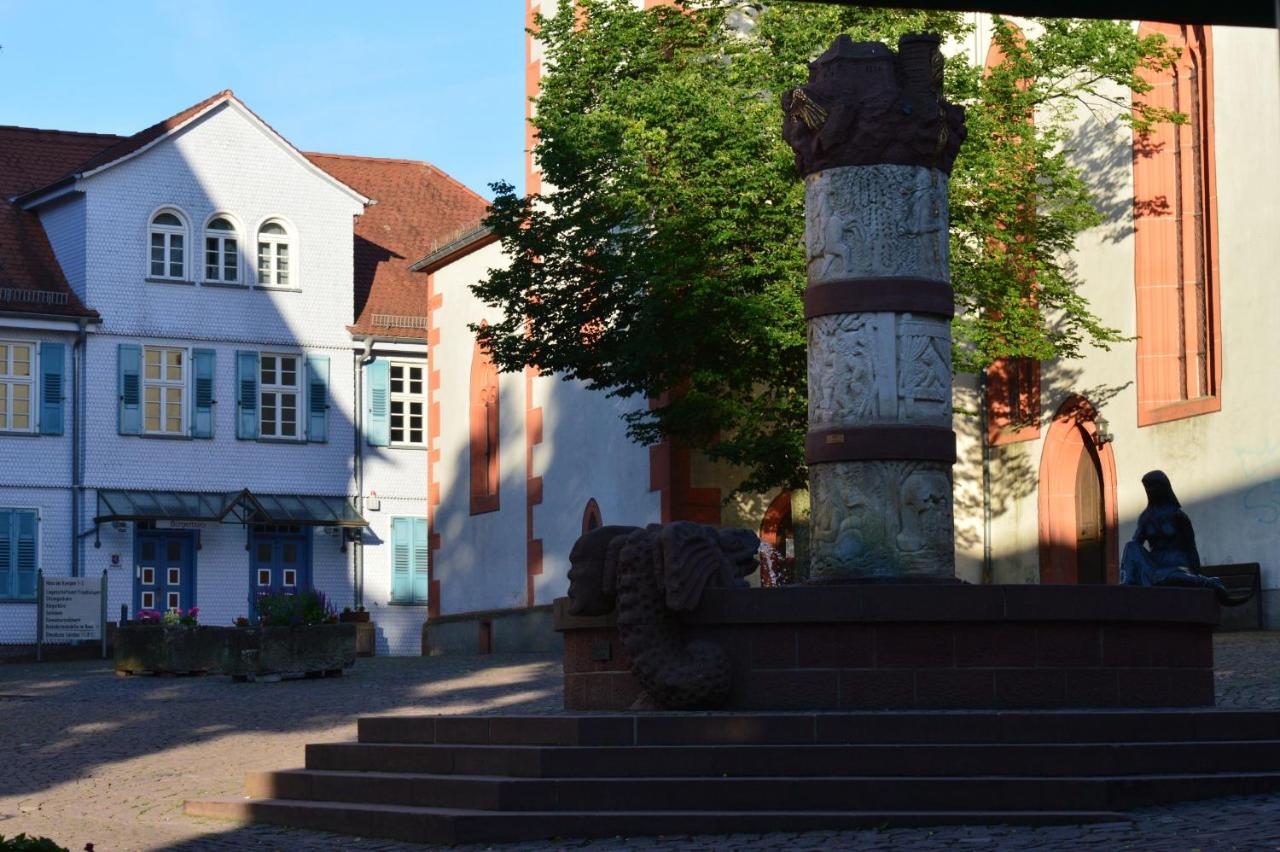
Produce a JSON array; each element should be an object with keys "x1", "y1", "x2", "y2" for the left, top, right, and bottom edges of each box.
[
  {"x1": 531, "y1": 372, "x2": 660, "y2": 604},
  {"x1": 431, "y1": 242, "x2": 528, "y2": 615},
  {"x1": 0, "y1": 486, "x2": 72, "y2": 643},
  {"x1": 949, "y1": 22, "x2": 1280, "y2": 604},
  {"x1": 358, "y1": 495, "x2": 428, "y2": 655}
]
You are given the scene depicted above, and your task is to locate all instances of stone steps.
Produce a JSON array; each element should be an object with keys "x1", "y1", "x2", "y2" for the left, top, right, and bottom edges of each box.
[
  {"x1": 184, "y1": 799, "x2": 1131, "y2": 846},
  {"x1": 184, "y1": 709, "x2": 1280, "y2": 844}
]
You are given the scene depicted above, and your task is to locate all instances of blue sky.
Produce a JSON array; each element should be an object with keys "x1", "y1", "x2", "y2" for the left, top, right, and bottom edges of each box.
[{"x1": 0, "y1": 1, "x2": 527, "y2": 198}]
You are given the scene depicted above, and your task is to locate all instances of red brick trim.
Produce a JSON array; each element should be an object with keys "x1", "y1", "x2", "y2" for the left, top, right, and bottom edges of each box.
[
  {"x1": 526, "y1": 0, "x2": 542, "y2": 196},
  {"x1": 1037, "y1": 395, "x2": 1119, "y2": 586},
  {"x1": 987, "y1": 357, "x2": 1041, "y2": 446},
  {"x1": 426, "y1": 272, "x2": 442, "y2": 619},
  {"x1": 525, "y1": 365, "x2": 543, "y2": 606},
  {"x1": 1133, "y1": 23, "x2": 1222, "y2": 428}
]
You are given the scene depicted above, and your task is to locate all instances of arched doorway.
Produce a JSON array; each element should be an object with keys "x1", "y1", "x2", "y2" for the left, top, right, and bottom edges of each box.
[
  {"x1": 759, "y1": 491, "x2": 795, "y2": 586},
  {"x1": 1037, "y1": 396, "x2": 1119, "y2": 584}
]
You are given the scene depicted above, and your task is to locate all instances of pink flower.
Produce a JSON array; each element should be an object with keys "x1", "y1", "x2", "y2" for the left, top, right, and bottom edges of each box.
[{"x1": 188, "y1": 608, "x2": 199, "y2": 618}]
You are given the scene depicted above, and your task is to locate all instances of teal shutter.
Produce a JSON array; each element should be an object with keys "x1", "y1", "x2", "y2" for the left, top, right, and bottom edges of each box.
[
  {"x1": 306, "y1": 355, "x2": 329, "y2": 443},
  {"x1": 191, "y1": 349, "x2": 215, "y2": 439},
  {"x1": 14, "y1": 510, "x2": 36, "y2": 600},
  {"x1": 366, "y1": 359, "x2": 389, "y2": 447},
  {"x1": 39, "y1": 342, "x2": 65, "y2": 436},
  {"x1": 0, "y1": 511, "x2": 10, "y2": 599},
  {"x1": 390, "y1": 516, "x2": 412, "y2": 602},
  {"x1": 236, "y1": 351, "x2": 259, "y2": 439},
  {"x1": 117, "y1": 344, "x2": 141, "y2": 435},
  {"x1": 411, "y1": 518, "x2": 429, "y2": 604}
]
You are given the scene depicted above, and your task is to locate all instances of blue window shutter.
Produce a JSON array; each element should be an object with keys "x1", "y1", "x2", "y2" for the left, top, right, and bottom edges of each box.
[
  {"x1": 39, "y1": 342, "x2": 65, "y2": 436},
  {"x1": 14, "y1": 510, "x2": 36, "y2": 600},
  {"x1": 236, "y1": 351, "x2": 259, "y2": 440},
  {"x1": 306, "y1": 355, "x2": 330, "y2": 443},
  {"x1": 0, "y1": 511, "x2": 11, "y2": 599},
  {"x1": 411, "y1": 518, "x2": 429, "y2": 604},
  {"x1": 390, "y1": 517, "x2": 411, "y2": 603},
  {"x1": 366, "y1": 359, "x2": 390, "y2": 447},
  {"x1": 117, "y1": 344, "x2": 141, "y2": 435},
  {"x1": 191, "y1": 349, "x2": 216, "y2": 439}
]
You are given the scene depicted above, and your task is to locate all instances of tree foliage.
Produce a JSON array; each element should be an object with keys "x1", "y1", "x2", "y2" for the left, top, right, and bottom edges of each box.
[{"x1": 472, "y1": 1, "x2": 1180, "y2": 495}]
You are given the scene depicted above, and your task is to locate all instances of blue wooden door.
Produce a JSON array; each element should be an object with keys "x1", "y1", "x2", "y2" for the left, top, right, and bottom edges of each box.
[
  {"x1": 135, "y1": 530, "x2": 196, "y2": 614},
  {"x1": 249, "y1": 526, "x2": 312, "y2": 618}
]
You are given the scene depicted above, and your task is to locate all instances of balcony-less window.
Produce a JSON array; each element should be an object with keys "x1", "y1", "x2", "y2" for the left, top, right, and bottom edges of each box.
[
  {"x1": 257, "y1": 221, "x2": 291, "y2": 287},
  {"x1": 149, "y1": 211, "x2": 186, "y2": 279},
  {"x1": 143, "y1": 347, "x2": 186, "y2": 435},
  {"x1": 260, "y1": 354, "x2": 300, "y2": 438},
  {"x1": 205, "y1": 217, "x2": 239, "y2": 283},
  {"x1": 0, "y1": 341, "x2": 33, "y2": 432},
  {"x1": 390, "y1": 362, "x2": 425, "y2": 446}
]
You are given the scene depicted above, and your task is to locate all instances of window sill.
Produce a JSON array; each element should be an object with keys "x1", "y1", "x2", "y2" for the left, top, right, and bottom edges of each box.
[
  {"x1": 388, "y1": 443, "x2": 429, "y2": 452},
  {"x1": 145, "y1": 277, "x2": 195, "y2": 286},
  {"x1": 0, "y1": 429, "x2": 38, "y2": 437},
  {"x1": 1137, "y1": 395, "x2": 1222, "y2": 427},
  {"x1": 254, "y1": 285, "x2": 302, "y2": 293},
  {"x1": 249, "y1": 436, "x2": 309, "y2": 445},
  {"x1": 202, "y1": 280, "x2": 248, "y2": 290},
  {"x1": 386, "y1": 600, "x2": 430, "y2": 607},
  {"x1": 138, "y1": 433, "x2": 196, "y2": 441}
]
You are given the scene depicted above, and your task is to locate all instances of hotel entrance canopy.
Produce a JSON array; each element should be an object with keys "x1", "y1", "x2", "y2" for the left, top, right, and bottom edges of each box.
[{"x1": 95, "y1": 489, "x2": 367, "y2": 529}]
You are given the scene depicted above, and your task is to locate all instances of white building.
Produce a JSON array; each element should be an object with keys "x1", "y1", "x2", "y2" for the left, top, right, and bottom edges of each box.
[{"x1": 0, "y1": 92, "x2": 486, "y2": 656}]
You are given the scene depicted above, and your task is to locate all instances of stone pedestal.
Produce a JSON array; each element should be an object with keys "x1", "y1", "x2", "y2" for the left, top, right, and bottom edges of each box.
[{"x1": 783, "y1": 34, "x2": 966, "y2": 581}]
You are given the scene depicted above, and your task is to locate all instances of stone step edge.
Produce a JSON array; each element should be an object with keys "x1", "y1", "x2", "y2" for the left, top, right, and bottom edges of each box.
[{"x1": 184, "y1": 798, "x2": 1131, "y2": 845}]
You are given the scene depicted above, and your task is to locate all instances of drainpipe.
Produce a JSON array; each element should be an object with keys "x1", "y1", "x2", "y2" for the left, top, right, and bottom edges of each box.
[
  {"x1": 71, "y1": 318, "x2": 88, "y2": 577},
  {"x1": 353, "y1": 338, "x2": 374, "y2": 607},
  {"x1": 978, "y1": 368, "x2": 993, "y2": 585}
]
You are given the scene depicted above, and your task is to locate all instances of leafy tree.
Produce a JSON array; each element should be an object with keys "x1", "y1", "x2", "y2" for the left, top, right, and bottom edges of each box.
[{"x1": 473, "y1": 1, "x2": 1179, "y2": 495}]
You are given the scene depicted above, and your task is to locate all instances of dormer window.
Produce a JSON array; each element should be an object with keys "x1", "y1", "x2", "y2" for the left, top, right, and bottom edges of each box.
[
  {"x1": 204, "y1": 216, "x2": 239, "y2": 283},
  {"x1": 149, "y1": 210, "x2": 187, "y2": 280},
  {"x1": 257, "y1": 220, "x2": 291, "y2": 287}
]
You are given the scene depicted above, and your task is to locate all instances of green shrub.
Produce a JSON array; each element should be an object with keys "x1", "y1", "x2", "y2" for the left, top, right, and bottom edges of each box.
[
  {"x1": 254, "y1": 588, "x2": 336, "y2": 627},
  {"x1": 0, "y1": 834, "x2": 70, "y2": 852}
]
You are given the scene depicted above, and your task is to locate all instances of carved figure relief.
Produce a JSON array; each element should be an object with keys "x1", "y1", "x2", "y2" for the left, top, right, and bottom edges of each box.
[
  {"x1": 805, "y1": 166, "x2": 949, "y2": 284},
  {"x1": 808, "y1": 313, "x2": 884, "y2": 427},
  {"x1": 566, "y1": 522, "x2": 759, "y2": 709},
  {"x1": 809, "y1": 461, "x2": 954, "y2": 579},
  {"x1": 896, "y1": 315, "x2": 952, "y2": 423}
]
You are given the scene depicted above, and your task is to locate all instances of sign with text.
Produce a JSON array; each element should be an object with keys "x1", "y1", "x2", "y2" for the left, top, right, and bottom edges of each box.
[{"x1": 41, "y1": 576, "x2": 103, "y2": 643}]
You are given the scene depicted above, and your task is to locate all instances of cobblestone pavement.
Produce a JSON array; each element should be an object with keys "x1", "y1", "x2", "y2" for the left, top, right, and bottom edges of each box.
[{"x1": 0, "y1": 632, "x2": 1277, "y2": 852}]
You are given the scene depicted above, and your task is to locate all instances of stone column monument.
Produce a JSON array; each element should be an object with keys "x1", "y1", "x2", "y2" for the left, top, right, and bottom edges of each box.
[{"x1": 782, "y1": 34, "x2": 966, "y2": 582}]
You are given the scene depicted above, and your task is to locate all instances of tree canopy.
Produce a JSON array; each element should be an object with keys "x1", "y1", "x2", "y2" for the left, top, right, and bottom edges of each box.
[{"x1": 472, "y1": 1, "x2": 1179, "y2": 495}]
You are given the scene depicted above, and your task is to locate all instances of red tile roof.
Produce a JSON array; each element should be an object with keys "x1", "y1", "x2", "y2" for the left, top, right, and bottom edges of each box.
[
  {"x1": 0, "y1": 125, "x2": 115, "y2": 318},
  {"x1": 305, "y1": 152, "x2": 489, "y2": 339}
]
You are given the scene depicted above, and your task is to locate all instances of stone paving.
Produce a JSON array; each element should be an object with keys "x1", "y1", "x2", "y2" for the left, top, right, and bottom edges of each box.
[{"x1": 0, "y1": 631, "x2": 1276, "y2": 851}]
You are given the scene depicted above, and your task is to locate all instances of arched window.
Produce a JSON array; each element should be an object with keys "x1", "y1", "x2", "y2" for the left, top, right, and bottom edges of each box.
[
  {"x1": 1133, "y1": 23, "x2": 1220, "y2": 425},
  {"x1": 469, "y1": 337, "x2": 500, "y2": 514},
  {"x1": 256, "y1": 220, "x2": 292, "y2": 287},
  {"x1": 149, "y1": 210, "x2": 187, "y2": 280},
  {"x1": 581, "y1": 498, "x2": 602, "y2": 535},
  {"x1": 204, "y1": 216, "x2": 239, "y2": 284}
]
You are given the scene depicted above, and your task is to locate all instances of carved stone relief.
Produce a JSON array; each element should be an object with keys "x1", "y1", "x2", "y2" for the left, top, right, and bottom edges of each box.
[
  {"x1": 805, "y1": 165, "x2": 949, "y2": 285},
  {"x1": 808, "y1": 461, "x2": 955, "y2": 580},
  {"x1": 808, "y1": 312, "x2": 951, "y2": 429}
]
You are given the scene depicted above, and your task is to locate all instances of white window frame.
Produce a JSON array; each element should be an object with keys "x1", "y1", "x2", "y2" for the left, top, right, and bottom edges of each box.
[
  {"x1": 389, "y1": 361, "x2": 426, "y2": 447},
  {"x1": 149, "y1": 208, "x2": 188, "y2": 281},
  {"x1": 142, "y1": 346, "x2": 188, "y2": 436},
  {"x1": 0, "y1": 339, "x2": 36, "y2": 433},
  {"x1": 256, "y1": 219, "x2": 294, "y2": 288},
  {"x1": 203, "y1": 215, "x2": 241, "y2": 284},
  {"x1": 259, "y1": 353, "x2": 302, "y2": 440}
]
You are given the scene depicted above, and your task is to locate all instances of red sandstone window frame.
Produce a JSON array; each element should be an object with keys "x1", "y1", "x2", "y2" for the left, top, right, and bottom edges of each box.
[
  {"x1": 1132, "y1": 23, "x2": 1222, "y2": 427},
  {"x1": 469, "y1": 336, "x2": 501, "y2": 515}
]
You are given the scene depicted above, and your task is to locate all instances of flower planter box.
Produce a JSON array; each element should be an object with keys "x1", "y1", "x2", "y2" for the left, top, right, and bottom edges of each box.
[
  {"x1": 339, "y1": 610, "x2": 370, "y2": 623},
  {"x1": 114, "y1": 624, "x2": 237, "y2": 675},
  {"x1": 224, "y1": 623, "x2": 357, "y2": 681},
  {"x1": 114, "y1": 623, "x2": 357, "y2": 680}
]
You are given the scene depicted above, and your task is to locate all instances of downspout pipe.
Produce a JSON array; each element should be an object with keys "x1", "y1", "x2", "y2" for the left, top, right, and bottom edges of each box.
[
  {"x1": 353, "y1": 337, "x2": 374, "y2": 608},
  {"x1": 71, "y1": 318, "x2": 88, "y2": 577}
]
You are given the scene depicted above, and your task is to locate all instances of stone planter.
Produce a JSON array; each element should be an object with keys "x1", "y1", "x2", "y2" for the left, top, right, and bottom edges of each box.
[
  {"x1": 114, "y1": 624, "x2": 236, "y2": 675},
  {"x1": 225, "y1": 623, "x2": 357, "y2": 681},
  {"x1": 339, "y1": 610, "x2": 370, "y2": 623}
]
